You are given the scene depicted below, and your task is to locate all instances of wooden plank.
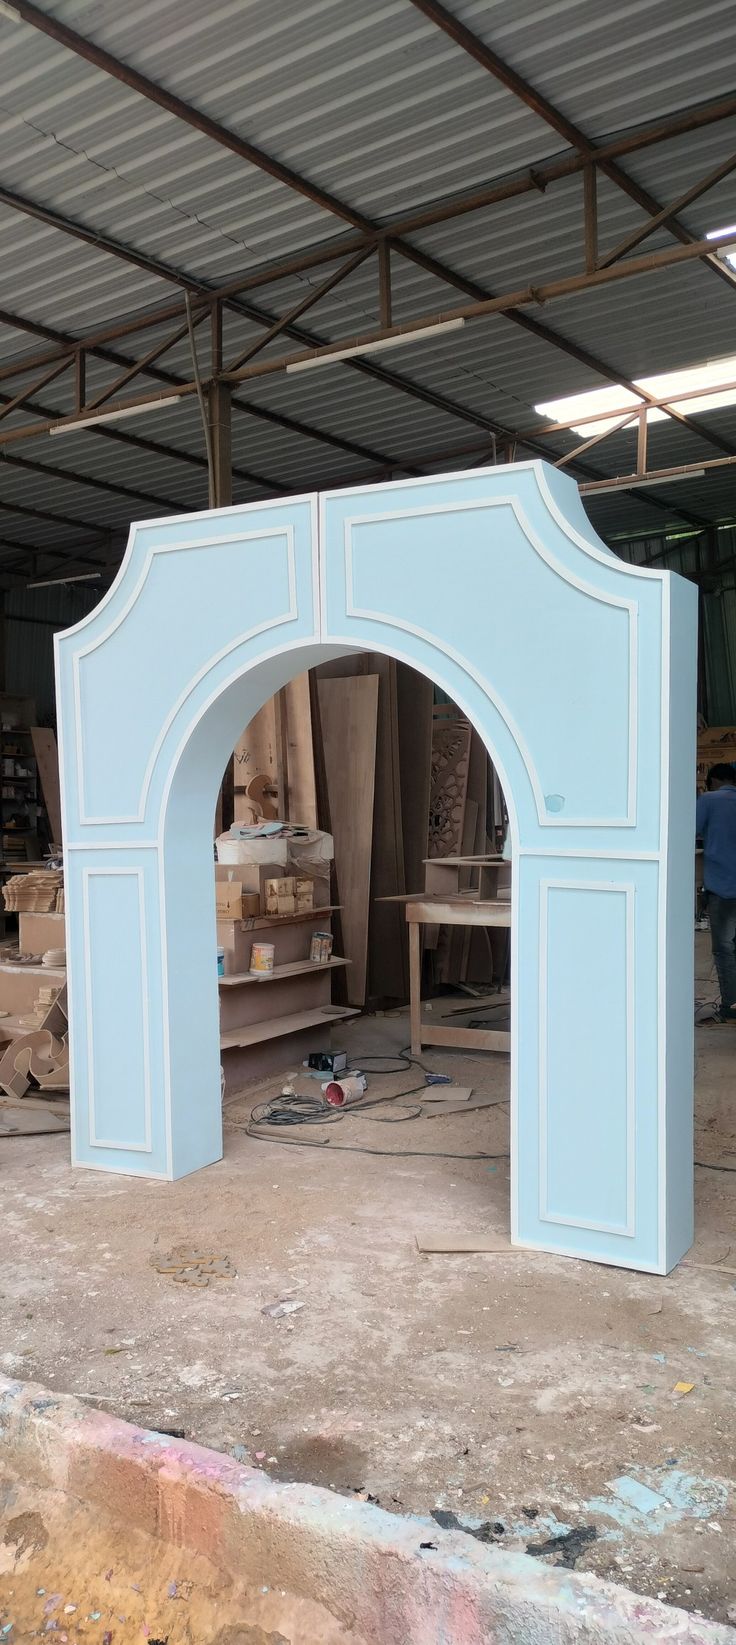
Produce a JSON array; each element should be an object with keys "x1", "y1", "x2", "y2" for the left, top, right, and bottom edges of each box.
[
  {"x1": 409, "y1": 919, "x2": 422, "y2": 1056},
  {"x1": 416, "y1": 1234, "x2": 517, "y2": 1255},
  {"x1": 30, "y1": 727, "x2": 62, "y2": 846},
  {"x1": 220, "y1": 1003, "x2": 357, "y2": 1050},
  {"x1": 279, "y1": 673, "x2": 317, "y2": 826},
  {"x1": 397, "y1": 662, "x2": 432, "y2": 894},
  {"x1": 406, "y1": 899, "x2": 511, "y2": 927},
  {"x1": 367, "y1": 656, "x2": 407, "y2": 1002},
  {"x1": 219, "y1": 956, "x2": 349, "y2": 986},
  {"x1": 423, "y1": 1095, "x2": 502, "y2": 1117},
  {"x1": 318, "y1": 675, "x2": 379, "y2": 1008},
  {"x1": 232, "y1": 698, "x2": 280, "y2": 822},
  {"x1": 418, "y1": 1022, "x2": 510, "y2": 1052}
]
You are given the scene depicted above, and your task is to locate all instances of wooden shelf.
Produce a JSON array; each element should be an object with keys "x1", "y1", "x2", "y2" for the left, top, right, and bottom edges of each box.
[
  {"x1": 220, "y1": 1004, "x2": 357, "y2": 1051},
  {"x1": 217, "y1": 905, "x2": 339, "y2": 932},
  {"x1": 219, "y1": 955, "x2": 349, "y2": 987}
]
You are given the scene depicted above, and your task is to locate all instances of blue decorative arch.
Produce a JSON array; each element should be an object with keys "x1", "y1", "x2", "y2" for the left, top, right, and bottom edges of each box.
[{"x1": 56, "y1": 461, "x2": 697, "y2": 1272}]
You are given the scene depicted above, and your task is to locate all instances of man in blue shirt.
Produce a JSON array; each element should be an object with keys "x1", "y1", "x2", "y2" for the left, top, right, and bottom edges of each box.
[{"x1": 696, "y1": 763, "x2": 736, "y2": 1020}]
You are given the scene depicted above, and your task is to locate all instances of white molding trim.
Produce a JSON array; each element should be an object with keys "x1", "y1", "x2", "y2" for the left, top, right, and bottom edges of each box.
[
  {"x1": 153, "y1": 628, "x2": 522, "y2": 1236},
  {"x1": 538, "y1": 878, "x2": 636, "y2": 1238},
  {"x1": 155, "y1": 627, "x2": 324, "y2": 1182},
  {"x1": 56, "y1": 491, "x2": 318, "y2": 646},
  {"x1": 339, "y1": 495, "x2": 638, "y2": 828},
  {"x1": 519, "y1": 847, "x2": 660, "y2": 860},
  {"x1": 65, "y1": 840, "x2": 159, "y2": 851},
  {"x1": 81, "y1": 867, "x2": 152, "y2": 1154},
  {"x1": 73, "y1": 527, "x2": 297, "y2": 826},
  {"x1": 321, "y1": 459, "x2": 668, "y2": 586}
]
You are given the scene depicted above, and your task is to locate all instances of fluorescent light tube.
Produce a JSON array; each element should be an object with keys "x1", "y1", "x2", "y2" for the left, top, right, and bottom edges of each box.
[
  {"x1": 49, "y1": 396, "x2": 182, "y2": 435},
  {"x1": 27, "y1": 571, "x2": 103, "y2": 588},
  {"x1": 285, "y1": 317, "x2": 465, "y2": 373}
]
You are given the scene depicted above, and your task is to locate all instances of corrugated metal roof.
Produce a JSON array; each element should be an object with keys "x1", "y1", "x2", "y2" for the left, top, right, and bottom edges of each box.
[{"x1": 0, "y1": 0, "x2": 735, "y2": 578}]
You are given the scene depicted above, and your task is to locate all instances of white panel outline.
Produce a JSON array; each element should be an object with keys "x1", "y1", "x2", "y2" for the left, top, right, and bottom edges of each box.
[
  {"x1": 338, "y1": 495, "x2": 638, "y2": 828},
  {"x1": 73, "y1": 526, "x2": 298, "y2": 826},
  {"x1": 538, "y1": 878, "x2": 636, "y2": 1238},
  {"x1": 81, "y1": 866, "x2": 152, "y2": 1154},
  {"x1": 321, "y1": 458, "x2": 667, "y2": 584}
]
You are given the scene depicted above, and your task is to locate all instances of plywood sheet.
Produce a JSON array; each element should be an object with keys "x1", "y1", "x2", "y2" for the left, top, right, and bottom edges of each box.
[
  {"x1": 317, "y1": 675, "x2": 379, "y2": 1008},
  {"x1": 280, "y1": 673, "x2": 317, "y2": 827},
  {"x1": 232, "y1": 699, "x2": 280, "y2": 822},
  {"x1": 30, "y1": 727, "x2": 62, "y2": 846}
]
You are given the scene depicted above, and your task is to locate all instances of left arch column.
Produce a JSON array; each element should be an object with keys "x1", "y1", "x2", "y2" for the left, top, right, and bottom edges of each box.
[{"x1": 65, "y1": 843, "x2": 178, "y2": 1178}]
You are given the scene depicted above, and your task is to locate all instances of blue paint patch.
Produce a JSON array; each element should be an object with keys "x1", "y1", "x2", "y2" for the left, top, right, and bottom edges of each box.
[
  {"x1": 606, "y1": 1476, "x2": 665, "y2": 1516},
  {"x1": 585, "y1": 1467, "x2": 728, "y2": 1536},
  {"x1": 544, "y1": 793, "x2": 565, "y2": 813}
]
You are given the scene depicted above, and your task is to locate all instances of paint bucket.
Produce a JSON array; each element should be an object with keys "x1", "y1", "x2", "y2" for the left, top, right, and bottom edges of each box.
[
  {"x1": 323, "y1": 1073, "x2": 367, "y2": 1107},
  {"x1": 217, "y1": 946, "x2": 225, "y2": 977},
  {"x1": 249, "y1": 941, "x2": 275, "y2": 976}
]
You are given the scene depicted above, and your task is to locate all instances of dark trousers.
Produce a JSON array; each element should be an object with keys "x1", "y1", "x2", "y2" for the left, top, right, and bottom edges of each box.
[{"x1": 708, "y1": 892, "x2": 736, "y2": 1015}]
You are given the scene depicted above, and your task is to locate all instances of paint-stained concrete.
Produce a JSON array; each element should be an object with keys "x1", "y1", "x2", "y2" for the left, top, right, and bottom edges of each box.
[{"x1": 0, "y1": 1375, "x2": 734, "y2": 1645}]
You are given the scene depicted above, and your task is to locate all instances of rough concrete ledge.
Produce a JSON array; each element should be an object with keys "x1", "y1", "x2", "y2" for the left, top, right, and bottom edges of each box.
[{"x1": 0, "y1": 1374, "x2": 733, "y2": 1645}]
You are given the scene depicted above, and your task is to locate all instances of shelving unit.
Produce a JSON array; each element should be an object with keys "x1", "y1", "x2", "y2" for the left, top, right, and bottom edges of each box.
[
  {"x1": 1, "y1": 716, "x2": 41, "y2": 868},
  {"x1": 217, "y1": 903, "x2": 355, "y2": 1088}
]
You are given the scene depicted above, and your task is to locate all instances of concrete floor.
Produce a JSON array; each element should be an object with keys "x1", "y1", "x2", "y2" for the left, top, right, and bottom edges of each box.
[{"x1": 0, "y1": 947, "x2": 734, "y2": 1626}]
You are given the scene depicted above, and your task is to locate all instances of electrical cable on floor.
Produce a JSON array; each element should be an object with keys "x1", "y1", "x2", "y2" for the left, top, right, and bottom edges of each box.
[{"x1": 226, "y1": 1040, "x2": 511, "y2": 1158}]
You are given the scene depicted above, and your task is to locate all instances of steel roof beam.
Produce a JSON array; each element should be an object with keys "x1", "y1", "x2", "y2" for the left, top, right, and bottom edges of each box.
[
  {"x1": 3, "y1": 0, "x2": 736, "y2": 443},
  {"x1": 0, "y1": 307, "x2": 407, "y2": 473},
  {"x1": 407, "y1": 0, "x2": 736, "y2": 294},
  {"x1": 0, "y1": 90, "x2": 734, "y2": 381},
  {"x1": 0, "y1": 15, "x2": 732, "y2": 467},
  {"x1": 8, "y1": 5, "x2": 727, "y2": 460},
  {"x1": 0, "y1": 184, "x2": 525, "y2": 449}
]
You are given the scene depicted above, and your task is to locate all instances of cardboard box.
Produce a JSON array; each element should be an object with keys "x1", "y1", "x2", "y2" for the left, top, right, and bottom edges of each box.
[
  {"x1": 216, "y1": 881, "x2": 245, "y2": 919},
  {"x1": 295, "y1": 877, "x2": 314, "y2": 910},
  {"x1": 216, "y1": 861, "x2": 284, "y2": 913}
]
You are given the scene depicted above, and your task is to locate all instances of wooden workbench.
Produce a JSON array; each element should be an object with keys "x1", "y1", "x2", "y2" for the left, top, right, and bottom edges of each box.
[{"x1": 403, "y1": 893, "x2": 511, "y2": 1056}]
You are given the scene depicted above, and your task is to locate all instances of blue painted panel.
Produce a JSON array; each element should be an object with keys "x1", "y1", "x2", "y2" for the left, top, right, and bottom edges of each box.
[
  {"x1": 320, "y1": 465, "x2": 666, "y2": 855},
  {"x1": 515, "y1": 854, "x2": 660, "y2": 1266},
  {"x1": 65, "y1": 848, "x2": 167, "y2": 1176},
  {"x1": 57, "y1": 498, "x2": 317, "y2": 838},
  {"x1": 346, "y1": 504, "x2": 631, "y2": 823},
  {"x1": 543, "y1": 884, "x2": 632, "y2": 1234}
]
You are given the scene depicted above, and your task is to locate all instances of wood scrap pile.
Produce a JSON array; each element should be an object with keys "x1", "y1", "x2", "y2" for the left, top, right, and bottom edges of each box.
[
  {"x1": 2, "y1": 868, "x2": 63, "y2": 912},
  {"x1": 0, "y1": 984, "x2": 69, "y2": 1097}
]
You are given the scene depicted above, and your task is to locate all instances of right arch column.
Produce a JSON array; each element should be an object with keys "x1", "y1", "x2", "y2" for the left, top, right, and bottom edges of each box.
[{"x1": 319, "y1": 460, "x2": 697, "y2": 1273}]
